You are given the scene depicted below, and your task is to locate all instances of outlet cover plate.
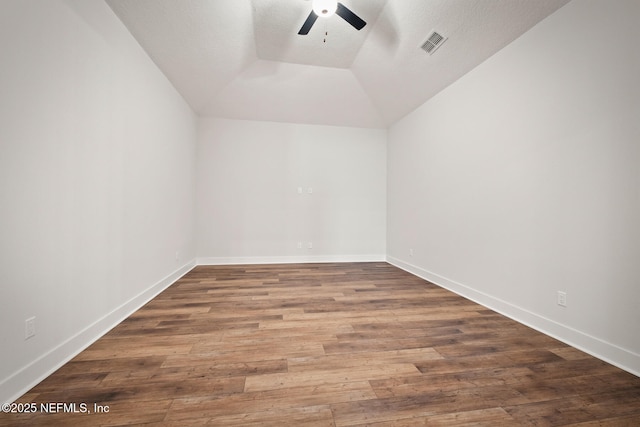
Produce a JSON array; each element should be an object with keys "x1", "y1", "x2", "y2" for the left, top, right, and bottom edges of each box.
[
  {"x1": 25, "y1": 317, "x2": 36, "y2": 339},
  {"x1": 557, "y1": 291, "x2": 567, "y2": 307}
]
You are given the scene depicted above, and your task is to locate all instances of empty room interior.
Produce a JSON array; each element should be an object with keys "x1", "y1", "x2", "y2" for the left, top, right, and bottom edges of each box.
[{"x1": 1, "y1": 0, "x2": 639, "y2": 425}]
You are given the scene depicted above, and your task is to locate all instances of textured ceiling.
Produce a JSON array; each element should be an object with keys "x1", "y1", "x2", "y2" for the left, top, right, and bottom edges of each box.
[{"x1": 106, "y1": 0, "x2": 570, "y2": 129}]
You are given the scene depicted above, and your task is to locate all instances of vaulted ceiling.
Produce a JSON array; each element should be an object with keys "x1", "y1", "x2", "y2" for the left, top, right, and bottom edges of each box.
[{"x1": 106, "y1": 0, "x2": 570, "y2": 129}]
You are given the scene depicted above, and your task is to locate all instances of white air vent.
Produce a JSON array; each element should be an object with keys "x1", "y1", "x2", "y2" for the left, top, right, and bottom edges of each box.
[{"x1": 420, "y1": 31, "x2": 447, "y2": 55}]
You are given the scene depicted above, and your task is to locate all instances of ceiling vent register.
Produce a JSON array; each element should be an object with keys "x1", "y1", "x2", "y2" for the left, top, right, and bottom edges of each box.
[{"x1": 421, "y1": 31, "x2": 447, "y2": 55}]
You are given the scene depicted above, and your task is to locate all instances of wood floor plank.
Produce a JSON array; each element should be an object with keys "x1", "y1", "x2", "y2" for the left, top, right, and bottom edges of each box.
[
  {"x1": 348, "y1": 407, "x2": 520, "y2": 427},
  {"x1": 190, "y1": 404, "x2": 336, "y2": 427},
  {"x1": 369, "y1": 366, "x2": 536, "y2": 399},
  {"x1": 287, "y1": 348, "x2": 444, "y2": 373},
  {"x1": 190, "y1": 340, "x2": 326, "y2": 359},
  {"x1": 166, "y1": 382, "x2": 375, "y2": 422},
  {"x1": 2, "y1": 262, "x2": 639, "y2": 426},
  {"x1": 244, "y1": 363, "x2": 421, "y2": 393}
]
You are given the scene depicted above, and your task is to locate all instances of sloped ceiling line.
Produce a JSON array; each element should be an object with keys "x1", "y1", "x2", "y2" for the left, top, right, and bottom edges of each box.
[{"x1": 106, "y1": 0, "x2": 570, "y2": 129}]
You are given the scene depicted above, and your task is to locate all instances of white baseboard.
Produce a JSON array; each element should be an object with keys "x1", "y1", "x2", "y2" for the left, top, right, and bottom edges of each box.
[
  {"x1": 386, "y1": 255, "x2": 640, "y2": 377},
  {"x1": 1, "y1": 260, "x2": 197, "y2": 404},
  {"x1": 197, "y1": 254, "x2": 386, "y2": 265}
]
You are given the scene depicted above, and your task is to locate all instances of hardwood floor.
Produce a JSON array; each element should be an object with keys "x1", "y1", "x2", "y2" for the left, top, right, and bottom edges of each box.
[{"x1": 2, "y1": 262, "x2": 640, "y2": 426}]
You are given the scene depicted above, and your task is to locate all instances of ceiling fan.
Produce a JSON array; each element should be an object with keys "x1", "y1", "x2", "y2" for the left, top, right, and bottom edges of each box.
[{"x1": 298, "y1": 0, "x2": 366, "y2": 35}]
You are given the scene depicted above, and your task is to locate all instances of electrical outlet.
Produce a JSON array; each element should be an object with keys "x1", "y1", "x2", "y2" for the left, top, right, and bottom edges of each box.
[
  {"x1": 307, "y1": 241, "x2": 313, "y2": 249},
  {"x1": 409, "y1": 249, "x2": 414, "y2": 257},
  {"x1": 175, "y1": 251, "x2": 179, "y2": 261},
  {"x1": 297, "y1": 242, "x2": 302, "y2": 249},
  {"x1": 25, "y1": 317, "x2": 36, "y2": 340},
  {"x1": 557, "y1": 291, "x2": 567, "y2": 307}
]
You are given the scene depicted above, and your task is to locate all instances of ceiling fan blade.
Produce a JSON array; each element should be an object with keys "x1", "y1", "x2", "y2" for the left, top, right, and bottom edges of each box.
[
  {"x1": 298, "y1": 11, "x2": 319, "y2": 35},
  {"x1": 336, "y1": 2, "x2": 366, "y2": 30}
]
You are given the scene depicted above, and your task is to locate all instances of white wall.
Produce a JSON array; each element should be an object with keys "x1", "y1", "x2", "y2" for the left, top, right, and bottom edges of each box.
[
  {"x1": 2, "y1": 0, "x2": 637, "y2": 405},
  {"x1": 197, "y1": 118, "x2": 386, "y2": 263},
  {"x1": 0, "y1": 0, "x2": 197, "y2": 402},
  {"x1": 388, "y1": 0, "x2": 640, "y2": 374}
]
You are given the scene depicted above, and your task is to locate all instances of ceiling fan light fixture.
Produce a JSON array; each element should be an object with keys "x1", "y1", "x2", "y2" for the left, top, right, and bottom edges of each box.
[{"x1": 313, "y1": 0, "x2": 338, "y2": 18}]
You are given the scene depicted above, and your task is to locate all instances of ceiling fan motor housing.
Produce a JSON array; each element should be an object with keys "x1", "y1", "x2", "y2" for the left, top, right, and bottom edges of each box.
[{"x1": 313, "y1": 0, "x2": 338, "y2": 17}]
